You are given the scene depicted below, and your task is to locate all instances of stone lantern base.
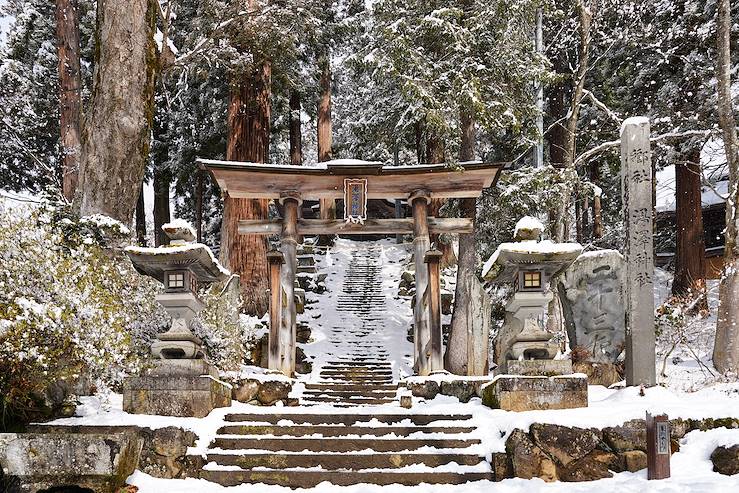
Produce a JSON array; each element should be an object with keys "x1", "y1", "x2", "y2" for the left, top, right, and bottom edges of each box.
[{"x1": 123, "y1": 359, "x2": 231, "y2": 418}]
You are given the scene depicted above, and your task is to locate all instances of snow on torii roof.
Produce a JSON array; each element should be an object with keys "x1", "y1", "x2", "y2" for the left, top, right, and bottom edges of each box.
[{"x1": 199, "y1": 158, "x2": 504, "y2": 200}]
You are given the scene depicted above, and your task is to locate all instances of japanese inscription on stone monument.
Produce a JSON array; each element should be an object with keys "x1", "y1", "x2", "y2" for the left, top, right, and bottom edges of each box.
[{"x1": 621, "y1": 117, "x2": 656, "y2": 386}]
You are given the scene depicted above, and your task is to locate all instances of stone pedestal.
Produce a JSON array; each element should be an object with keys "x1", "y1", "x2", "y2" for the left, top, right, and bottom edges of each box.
[
  {"x1": 123, "y1": 360, "x2": 231, "y2": 418},
  {"x1": 482, "y1": 374, "x2": 588, "y2": 412}
]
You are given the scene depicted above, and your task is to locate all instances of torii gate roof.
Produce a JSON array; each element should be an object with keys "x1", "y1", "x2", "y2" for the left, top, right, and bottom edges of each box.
[{"x1": 199, "y1": 158, "x2": 503, "y2": 200}]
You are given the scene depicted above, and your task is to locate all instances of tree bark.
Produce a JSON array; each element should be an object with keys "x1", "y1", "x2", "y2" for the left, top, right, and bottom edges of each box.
[
  {"x1": 135, "y1": 182, "x2": 146, "y2": 246},
  {"x1": 672, "y1": 148, "x2": 707, "y2": 310},
  {"x1": 289, "y1": 91, "x2": 302, "y2": 165},
  {"x1": 553, "y1": 0, "x2": 594, "y2": 242},
  {"x1": 220, "y1": 63, "x2": 272, "y2": 316},
  {"x1": 195, "y1": 170, "x2": 203, "y2": 243},
  {"x1": 56, "y1": 0, "x2": 82, "y2": 203},
  {"x1": 77, "y1": 0, "x2": 157, "y2": 224},
  {"x1": 713, "y1": 0, "x2": 739, "y2": 373},
  {"x1": 317, "y1": 54, "x2": 335, "y2": 245},
  {"x1": 153, "y1": 166, "x2": 171, "y2": 247},
  {"x1": 425, "y1": 130, "x2": 456, "y2": 266}
]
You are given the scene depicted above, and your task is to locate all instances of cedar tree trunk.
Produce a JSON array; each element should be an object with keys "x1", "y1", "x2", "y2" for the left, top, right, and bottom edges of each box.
[
  {"x1": 78, "y1": 0, "x2": 157, "y2": 224},
  {"x1": 317, "y1": 55, "x2": 335, "y2": 245},
  {"x1": 135, "y1": 182, "x2": 146, "y2": 246},
  {"x1": 672, "y1": 148, "x2": 707, "y2": 310},
  {"x1": 220, "y1": 63, "x2": 272, "y2": 316},
  {"x1": 56, "y1": 0, "x2": 82, "y2": 202},
  {"x1": 153, "y1": 165, "x2": 171, "y2": 247},
  {"x1": 289, "y1": 91, "x2": 302, "y2": 165}
]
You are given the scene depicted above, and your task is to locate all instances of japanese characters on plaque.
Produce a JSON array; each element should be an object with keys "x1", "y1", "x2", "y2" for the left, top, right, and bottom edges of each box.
[{"x1": 344, "y1": 178, "x2": 368, "y2": 224}]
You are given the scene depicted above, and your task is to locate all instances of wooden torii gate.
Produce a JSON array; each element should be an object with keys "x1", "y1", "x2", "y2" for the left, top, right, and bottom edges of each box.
[{"x1": 201, "y1": 159, "x2": 502, "y2": 377}]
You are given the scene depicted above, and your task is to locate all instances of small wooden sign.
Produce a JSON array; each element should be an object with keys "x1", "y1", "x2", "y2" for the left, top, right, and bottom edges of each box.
[
  {"x1": 646, "y1": 412, "x2": 671, "y2": 480},
  {"x1": 344, "y1": 178, "x2": 368, "y2": 223}
]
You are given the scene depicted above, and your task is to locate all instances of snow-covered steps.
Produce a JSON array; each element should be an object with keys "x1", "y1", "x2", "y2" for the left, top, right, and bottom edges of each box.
[
  {"x1": 199, "y1": 470, "x2": 494, "y2": 488},
  {"x1": 199, "y1": 411, "x2": 492, "y2": 487}
]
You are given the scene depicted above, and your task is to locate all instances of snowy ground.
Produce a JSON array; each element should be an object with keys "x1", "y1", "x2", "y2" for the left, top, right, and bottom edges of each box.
[{"x1": 43, "y1": 238, "x2": 739, "y2": 491}]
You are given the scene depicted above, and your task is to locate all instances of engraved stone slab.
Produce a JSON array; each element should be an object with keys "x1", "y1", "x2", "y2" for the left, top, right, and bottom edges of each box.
[
  {"x1": 561, "y1": 250, "x2": 626, "y2": 363},
  {"x1": 620, "y1": 117, "x2": 656, "y2": 386}
]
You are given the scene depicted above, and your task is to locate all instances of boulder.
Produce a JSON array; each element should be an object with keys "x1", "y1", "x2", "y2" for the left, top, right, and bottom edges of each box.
[
  {"x1": 138, "y1": 427, "x2": 200, "y2": 479},
  {"x1": 257, "y1": 381, "x2": 291, "y2": 405},
  {"x1": 407, "y1": 380, "x2": 439, "y2": 400},
  {"x1": 233, "y1": 380, "x2": 260, "y2": 403},
  {"x1": 602, "y1": 419, "x2": 647, "y2": 452},
  {"x1": 441, "y1": 291, "x2": 453, "y2": 315},
  {"x1": 572, "y1": 361, "x2": 622, "y2": 387},
  {"x1": 558, "y1": 449, "x2": 615, "y2": 482},
  {"x1": 295, "y1": 347, "x2": 313, "y2": 374},
  {"x1": 0, "y1": 432, "x2": 142, "y2": 492},
  {"x1": 711, "y1": 444, "x2": 739, "y2": 476},
  {"x1": 505, "y1": 429, "x2": 558, "y2": 482},
  {"x1": 621, "y1": 450, "x2": 648, "y2": 472},
  {"x1": 439, "y1": 380, "x2": 477, "y2": 403},
  {"x1": 530, "y1": 424, "x2": 601, "y2": 466},
  {"x1": 296, "y1": 323, "x2": 312, "y2": 343}
]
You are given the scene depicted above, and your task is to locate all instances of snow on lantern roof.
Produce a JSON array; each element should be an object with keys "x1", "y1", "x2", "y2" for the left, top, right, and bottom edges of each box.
[
  {"x1": 125, "y1": 242, "x2": 230, "y2": 284},
  {"x1": 162, "y1": 219, "x2": 197, "y2": 243},
  {"x1": 483, "y1": 239, "x2": 583, "y2": 283}
]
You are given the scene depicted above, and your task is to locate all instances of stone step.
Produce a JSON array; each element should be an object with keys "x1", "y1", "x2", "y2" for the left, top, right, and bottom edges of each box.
[
  {"x1": 317, "y1": 378, "x2": 394, "y2": 385},
  {"x1": 211, "y1": 437, "x2": 481, "y2": 452},
  {"x1": 325, "y1": 360, "x2": 391, "y2": 366},
  {"x1": 200, "y1": 469, "x2": 493, "y2": 487},
  {"x1": 224, "y1": 413, "x2": 472, "y2": 425},
  {"x1": 205, "y1": 452, "x2": 486, "y2": 469},
  {"x1": 320, "y1": 371, "x2": 393, "y2": 378},
  {"x1": 304, "y1": 383, "x2": 397, "y2": 392},
  {"x1": 320, "y1": 366, "x2": 392, "y2": 373},
  {"x1": 217, "y1": 425, "x2": 475, "y2": 437},
  {"x1": 302, "y1": 390, "x2": 397, "y2": 399},
  {"x1": 300, "y1": 396, "x2": 395, "y2": 405}
]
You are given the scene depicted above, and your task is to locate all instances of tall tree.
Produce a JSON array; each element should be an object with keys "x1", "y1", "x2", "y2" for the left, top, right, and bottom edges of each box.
[
  {"x1": 55, "y1": 0, "x2": 82, "y2": 202},
  {"x1": 672, "y1": 148, "x2": 707, "y2": 309},
  {"x1": 77, "y1": 0, "x2": 157, "y2": 223},
  {"x1": 317, "y1": 53, "x2": 336, "y2": 245},
  {"x1": 289, "y1": 91, "x2": 302, "y2": 165},
  {"x1": 713, "y1": 0, "x2": 739, "y2": 373},
  {"x1": 219, "y1": 62, "x2": 272, "y2": 316},
  {"x1": 445, "y1": 108, "x2": 478, "y2": 373}
]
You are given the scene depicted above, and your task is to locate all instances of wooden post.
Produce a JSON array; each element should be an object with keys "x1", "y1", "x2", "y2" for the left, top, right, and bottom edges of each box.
[
  {"x1": 646, "y1": 412, "x2": 671, "y2": 480},
  {"x1": 279, "y1": 192, "x2": 301, "y2": 376},
  {"x1": 410, "y1": 189, "x2": 431, "y2": 375},
  {"x1": 425, "y1": 249, "x2": 443, "y2": 372},
  {"x1": 266, "y1": 250, "x2": 284, "y2": 371}
]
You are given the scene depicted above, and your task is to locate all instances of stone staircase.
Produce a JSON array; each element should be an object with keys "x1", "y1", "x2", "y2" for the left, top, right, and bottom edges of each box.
[
  {"x1": 199, "y1": 411, "x2": 493, "y2": 487},
  {"x1": 198, "y1": 242, "x2": 493, "y2": 487}
]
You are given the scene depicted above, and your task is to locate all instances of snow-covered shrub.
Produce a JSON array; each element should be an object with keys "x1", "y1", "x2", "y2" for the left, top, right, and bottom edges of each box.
[{"x1": 0, "y1": 203, "x2": 167, "y2": 427}]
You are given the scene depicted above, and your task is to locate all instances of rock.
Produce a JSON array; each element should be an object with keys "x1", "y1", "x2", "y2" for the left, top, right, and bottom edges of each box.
[
  {"x1": 233, "y1": 380, "x2": 260, "y2": 403},
  {"x1": 572, "y1": 361, "x2": 622, "y2": 386},
  {"x1": 257, "y1": 380, "x2": 291, "y2": 405},
  {"x1": 439, "y1": 380, "x2": 477, "y2": 403},
  {"x1": 139, "y1": 427, "x2": 199, "y2": 479},
  {"x1": 408, "y1": 380, "x2": 439, "y2": 400},
  {"x1": 296, "y1": 323, "x2": 312, "y2": 343},
  {"x1": 602, "y1": 419, "x2": 647, "y2": 452},
  {"x1": 622, "y1": 450, "x2": 648, "y2": 472},
  {"x1": 295, "y1": 347, "x2": 313, "y2": 374},
  {"x1": 505, "y1": 429, "x2": 558, "y2": 482},
  {"x1": 690, "y1": 417, "x2": 739, "y2": 432},
  {"x1": 398, "y1": 287, "x2": 410, "y2": 297},
  {"x1": 401, "y1": 270, "x2": 415, "y2": 286},
  {"x1": 400, "y1": 395, "x2": 412, "y2": 409},
  {"x1": 711, "y1": 444, "x2": 739, "y2": 476},
  {"x1": 250, "y1": 333, "x2": 269, "y2": 368},
  {"x1": 490, "y1": 452, "x2": 511, "y2": 481},
  {"x1": 441, "y1": 291, "x2": 453, "y2": 315},
  {"x1": 558, "y1": 449, "x2": 615, "y2": 482},
  {"x1": 530, "y1": 424, "x2": 601, "y2": 466},
  {"x1": 0, "y1": 431, "x2": 142, "y2": 492}
]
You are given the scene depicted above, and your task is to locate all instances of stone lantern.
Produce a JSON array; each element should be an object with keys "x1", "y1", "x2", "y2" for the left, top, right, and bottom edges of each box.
[
  {"x1": 122, "y1": 220, "x2": 232, "y2": 417},
  {"x1": 481, "y1": 216, "x2": 587, "y2": 411}
]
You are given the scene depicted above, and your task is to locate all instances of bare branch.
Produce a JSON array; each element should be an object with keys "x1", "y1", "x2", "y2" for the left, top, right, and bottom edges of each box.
[{"x1": 582, "y1": 89, "x2": 621, "y2": 124}]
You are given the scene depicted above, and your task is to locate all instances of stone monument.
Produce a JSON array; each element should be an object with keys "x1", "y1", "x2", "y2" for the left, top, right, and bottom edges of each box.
[
  {"x1": 560, "y1": 250, "x2": 626, "y2": 363},
  {"x1": 122, "y1": 220, "x2": 232, "y2": 417},
  {"x1": 621, "y1": 117, "x2": 656, "y2": 386},
  {"x1": 480, "y1": 216, "x2": 587, "y2": 411}
]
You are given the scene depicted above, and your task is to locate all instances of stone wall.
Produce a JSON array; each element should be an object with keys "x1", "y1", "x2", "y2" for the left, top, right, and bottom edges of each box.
[{"x1": 493, "y1": 417, "x2": 739, "y2": 482}]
